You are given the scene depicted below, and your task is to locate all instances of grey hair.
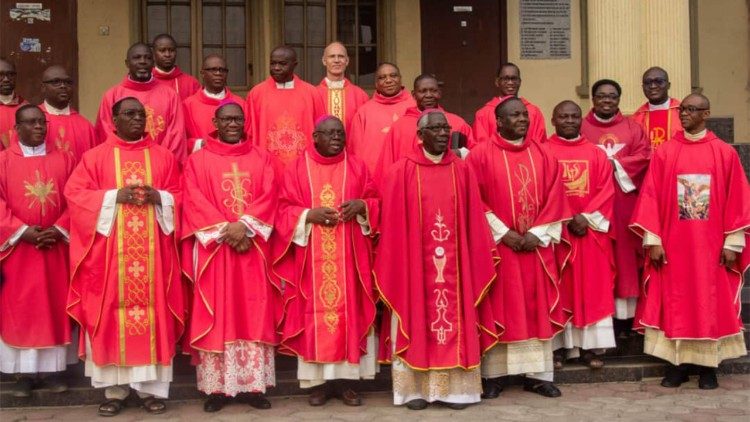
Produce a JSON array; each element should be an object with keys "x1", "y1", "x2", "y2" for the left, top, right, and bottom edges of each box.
[{"x1": 417, "y1": 111, "x2": 445, "y2": 130}]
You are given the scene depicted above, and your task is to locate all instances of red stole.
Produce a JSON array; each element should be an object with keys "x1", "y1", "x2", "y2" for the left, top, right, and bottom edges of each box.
[
  {"x1": 547, "y1": 135, "x2": 616, "y2": 327},
  {"x1": 0, "y1": 142, "x2": 74, "y2": 347},
  {"x1": 375, "y1": 149, "x2": 498, "y2": 369},
  {"x1": 631, "y1": 130, "x2": 750, "y2": 339},
  {"x1": 274, "y1": 148, "x2": 379, "y2": 364},
  {"x1": 65, "y1": 134, "x2": 185, "y2": 366},
  {"x1": 472, "y1": 96, "x2": 547, "y2": 144},
  {"x1": 95, "y1": 76, "x2": 187, "y2": 163},
  {"x1": 182, "y1": 88, "x2": 247, "y2": 152},
  {"x1": 181, "y1": 137, "x2": 281, "y2": 355},
  {"x1": 153, "y1": 66, "x2": 201, "y2": 101},
  {"x1": 245, "y1": 76, "x2": 326, "y2": 168},
  {"x1": 41, "y1": 103, "x2": 98, "y2": 162},
  {"x1": 631, "y1": 98, "x2": 683, "y2": 149},
  {"x1": 0, "y1": 95, "x2": 26, "y2": 149},
  {"x1": 316, "y1": 78, "x2": 370, "y2": 133},
  {"x1": 348, "y1": 88, "x2": 416, "y2": 175},
  {"x1": 467, "y1": 135, "x2": 571, "y2": 344}
]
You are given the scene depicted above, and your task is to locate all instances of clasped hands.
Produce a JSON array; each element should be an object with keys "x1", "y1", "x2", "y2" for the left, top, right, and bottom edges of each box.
[
  {"x1": 501, "y1": 230, "x2": 540, "y2": 252},
  {"x1": 21, "y1": 225, "x2": 64, "y2": 249},
  {"x1": 116, "y1": 185, "x2": 161, "y2": 206},
  {"x1": 648, "y1": 245, "x2": 736, "y2": 270},
  {"x1": 306, "y1": 200, "x2": 366, "y2": 227},
  {"x1": 219, "y1": 222, "x2": 251, "y2": 253},
  {"x1": 567, "y1": 214, "x2": 589, "y2": 237}
]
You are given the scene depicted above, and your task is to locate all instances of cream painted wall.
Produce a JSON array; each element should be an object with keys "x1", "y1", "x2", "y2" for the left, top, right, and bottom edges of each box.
[
  {"x1": 392, "y1": 0, "x2": 422, "y2": 87},
  {"x1": 77, "y1": 0, "x2": 134, "y2": 121},
  {"x1": 697, "y1": 0, "x2": 750, "y2": 142}
]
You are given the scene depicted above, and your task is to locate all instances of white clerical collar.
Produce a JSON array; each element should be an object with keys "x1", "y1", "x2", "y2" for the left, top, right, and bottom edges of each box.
[
  {"x1": 127, "y1": 75, "x2": 154, "y2": 84},
  {"x1": 0, "y1": 93, "x2": 15, "y2": 105},
  {"x1": 275, "y1": 80, "x2": 295, "y2": 89},
  {"x1": 561, "y1": 135, "x2": 582, "y2": 142},
  {"x1": 648, "y1": 98, "x2": 671, "y2": 111},
  {"x1": 154, "y1": 66, "x2": 175, "y2": 75},
  {"x1": 325, "y1": 77, "x2": 345, "y2": 89},
  {"x1": 423, "y1": 148, "x2": 444, "y2": 163},
  {"x1": 594, "y1": 113, "x2": 616, "y2": 123},
  {"x1": 19, "y1": 142, "x2": 46, "y2": 157},
  {"x1": 684, "y1": 129, "x2": 707, "y2": 141},
  {"x1": 44, "y1": 100, "x2": 71, "y2": 116},
  {"x1": 203, "y1": 88, "x2": 226, "y2": 100}
]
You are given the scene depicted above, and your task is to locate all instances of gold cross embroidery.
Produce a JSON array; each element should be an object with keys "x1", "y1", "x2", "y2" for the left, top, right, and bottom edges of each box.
[{"x1": 221, "y1": 162, "x2": 251, "y2": 216}]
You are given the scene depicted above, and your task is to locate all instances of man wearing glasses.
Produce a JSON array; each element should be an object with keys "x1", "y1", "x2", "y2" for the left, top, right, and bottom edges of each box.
[
  {"x1": 581, "y1": 79, "x2": 651, "y2": 334},
  {"x1": 183, "y1": 55, "x2": 246, "y2": 153},
  {"x1": 0, "y1": 59, "x2": 26, "y2": 149},
  {"x1": 632, "y1": 67, "x2": 683, "y2": 149},
  {"x1": 39, "y1": 65, "x2": 98, "y2": 162}
]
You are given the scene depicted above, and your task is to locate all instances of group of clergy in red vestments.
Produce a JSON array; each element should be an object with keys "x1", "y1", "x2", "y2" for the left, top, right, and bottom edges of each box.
[{"x1": 0, "y1": 34, "x2": 748, "y2": 416}]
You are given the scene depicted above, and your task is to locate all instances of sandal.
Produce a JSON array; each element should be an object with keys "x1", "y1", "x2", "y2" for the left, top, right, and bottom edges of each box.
[
  {"x1": 98, "y1": 399, "x2": 125, "y2": 417},
  {"x1": 142, "y1": 397, "x2": 167, "y2": 414},
  {"x1": 580, "y1": 351, "x2": 605, "y2": 369}
]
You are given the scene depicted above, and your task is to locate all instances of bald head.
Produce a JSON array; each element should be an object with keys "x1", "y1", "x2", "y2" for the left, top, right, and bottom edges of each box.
[
  {"x1": 269, "y1": 46, "x2": 297, "y2": 83},
  {"x1": 679, "y1": 93, "x2": 711, "y2": 134},
  {"x1": 683, "y1": 93, "x2": 710, "y2": 109},
  {"x1": 494, "y1": 97, "x2": 525, "y2": 119},
  {"x1": 41, "y1": 65, "x2": 73, "y2": 108},
  {"x1": 322, "y1": 42, "x2": 349, "y2": 80},
  {"x1": 0, "y1": 59, "x2": 16, "y2": 96}
]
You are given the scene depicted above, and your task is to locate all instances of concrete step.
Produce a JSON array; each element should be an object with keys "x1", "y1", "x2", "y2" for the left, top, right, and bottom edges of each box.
[{"x1": 2, "y1": 354, "x2": 748, "y2": 408}]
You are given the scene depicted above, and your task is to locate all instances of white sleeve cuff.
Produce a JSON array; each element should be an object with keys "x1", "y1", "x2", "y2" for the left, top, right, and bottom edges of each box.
[
  {"x1": 192, "y1": 139, "x2": 204, "y2": 153},
  {"x1": 486, "y1": 211, "x2": 509, "y2": 244},
  {"x1": 528, "y1": 222, "x2": 562, "y2": 247},
  {"x1": 195, "y1": 222, "x2": 228, "y2": 247},
  {"x1": 96, "y1": 189, "x2": 119, "y2": 237},
  {"x1": 643, "y1": 231, "x2": 662, "y2": 247},
  {"x1": 292, "y1": 209, "x2": 313, "y2": 247},
  {"x1": 457, "y1": 147, "x2": 470, "y2": 159},
  {"x1": 356, "y1": 213, "x2": 372, "y2": 235},
  {"x1": 724, "y1": 230, "x2": 746, "y2": 253},
  {"x1": 611, "y1": 159, "x2": 636, "y2": 193},
  {"x1": 240, "y1": 215, "x2": 273, "y2": 241},
  {"x1": 54, "y1": 225, "x2": 70, "y2": 243},
  {"x1": 1, "y1": 224, "x2": 29, "y2": 251},
  {"x1": 581, "y1": 211, "x2": 610, "y2": 233},
  {"x1": 155, "y1": 190, "x2": 175, "y2": 235}
]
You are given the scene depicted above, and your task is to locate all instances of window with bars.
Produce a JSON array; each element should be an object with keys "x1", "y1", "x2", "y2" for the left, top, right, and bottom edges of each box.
[
  {"x1": 141, "y1": 0, "x2": 252, "y2": 89},
  {"x1": 283, "y1": 0, "x2": 379, "y2": 87}
]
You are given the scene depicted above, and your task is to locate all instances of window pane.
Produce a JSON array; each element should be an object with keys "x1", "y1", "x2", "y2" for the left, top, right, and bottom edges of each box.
[
  {"x1": 284, "y1": 5, "x2": 304, "y2": 45},
  {"x1": 292, "y1": 46, "x2": 304, "y2": 79},
  {"x1": 226, "y1": 48, "x2": 247, "y2": 86},
  {"x1": 203, "y1": 47, "x2": 223, "y2": 59},
  {"x1": 170, "y1": 5, "x2": 191, "y2": 44},
  {"x1": 177, "y1": 47, "x2": 192, "y2": 74},
  {"x1": 336, "y1": 5, "x2": 355, "y2": 44},
  {"x1": 147, "y1": 5, "x2": 167, "y2": 41},
  {"x1": 203, "y1": 5, "x2": 222, "y2": 45},
  {"x1": 357, "y1": 46, "x2": 377, "y2": 86},
  {"x1": 359, "y1": 4, "x2": 377, "y2": 45},
  {"x1": 307, "y1": 47, "x2": 325, "y2": 84},
  {"x1": 225, "y1": 6, "x2": 245, "y2": 45},
  {"x1": 307, "y1": 5, "x2": 326, "y2": 45}
]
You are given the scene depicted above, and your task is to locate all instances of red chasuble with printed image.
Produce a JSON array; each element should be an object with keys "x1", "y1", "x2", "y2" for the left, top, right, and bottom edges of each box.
[
  {"x1": 376, "y1": 150, "x2": 498, "y2": 369},
  {"x1": 316, "y1": 78, "x2": 369, "y2": 134},
  {"x1": 631, "y1": 98, "x2": 683, "y2": 150},
  {"x1": 467, "y1": 135, "x2": 571, "y2": 345},
  {"x1": 0, "y1": 142, "x2": 74, "y2": 348},
  {"x1": 473, "y1": 96, "x2": 547, "y2": 144},
  {"x1": 41, "y1": 103, "x2": 99, "y2": 163},
  {"x1": 181, "y1": 137, "x2": 281, "y2": 356},
  {"x1": 274, "y1": 147, "x2": 379, "y2": 364},
  {"x1": 65, "y1": 135, "x2": 185, "y2": 366},
  {"x1": 631, "y1": 131, "x2": 750, "y2": 340},
  {"x1": 547, "y1": 134, "x2": 616, "y2": 328}
]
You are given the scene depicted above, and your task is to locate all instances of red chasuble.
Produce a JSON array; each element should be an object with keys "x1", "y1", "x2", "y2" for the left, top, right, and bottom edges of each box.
[
  {"x1": 377, "y1": 106, "x2": 475, "y2": 180},
  {"x1": 0, "y1": 143, "x2": 74, "y2": 348},
  {"x1": 274, "y1": 148, "x2": 379, "y2": 364},
  {"x1": 153, "y1": 66, "x2": 201, "y2": 102},
  {"x1": 181, "y1": 137, "x2": 281, "y2": 355},
  {"x1": 547, "y1": 134, "x2": 616, "y2": 328},
  {"x1": 65, "y1": 135, "x2": 185, "y2": 366},
  {"x1": 630, "y1": 131, "x2": 750, "y2": 340},
  {"x1": 348, "y1": 89, "x2": 415, "y2": 176},
  {"x1": 467, "y1": 135, "x2": 571, "y2": 345},
  {"x1": 631, "y1": 98, "x2": 683, "y2": 149},
  {"x1": 41, "y1": 103, "x2": 98, "y2": 163},
  {"x1": 0, "y1": 94, "x2": 26, "y2": 149},
  {"x1": 581, "y1": 111, "x2": 650, "y2": 300},
  {"x1": 375, "y1": 149, "x2": 498, "y2": 370},
  {"x1": 473, "y1": 96, "x2": 547, "y2": 144},
  {"x1": 246, "y1": 76, "x2": 326, "y2": 168},
  {"x1": 182, "y1": 88, "x2": 246, "y2": 152},
  {"x1": 316, "y1": 78, "x2": 369, "y2": 134},
  {"x1": 95, "y1": 76, "x2": 187, "y2": 163}
]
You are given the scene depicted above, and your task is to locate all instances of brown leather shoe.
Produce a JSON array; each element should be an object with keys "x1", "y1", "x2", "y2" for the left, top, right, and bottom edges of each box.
[
  {"x1": 308, "y1": 385, "x2": 333, "y2": 406},
  {"x1": 340, "y1": 389, "x2": 362, "y2": 406}
]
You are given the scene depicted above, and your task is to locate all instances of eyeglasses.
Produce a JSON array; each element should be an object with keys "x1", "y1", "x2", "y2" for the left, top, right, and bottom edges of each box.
[
  {"x1": 17, "y1": 118, "x2": 47, "y2": 126},
  {"x1": 679, "y1": 106, "x2": 709, "y2": 114},
  {"x1": 217, "y1": 116, "x2": 245, "y2": 124},
  {"x1": 118, "y1": 110, "x2": 146, "y2": 119},
  {"x1": 498, "y1": 76, "x2": 520, "y2": 83},
  {"x1": 0, "y1": 71, "x2": 16, "y2": 79},
  {"x1": 593, "y1": 93, "x2": 620, "y2": 100},
  {"x1": 423, "y1": 125, "x2": 452, "y2": 133},
  {"x1": 642, "y1": 78, "x2": 668, "y2": 87},
  {"x1": 43, "y1": 78, "x2": 74, "y2": 87},
  {"x1": 315, "y1": 129, "x2": 345, "y2": 137},
  {"x1": 203, "y1": 67, "x2": 229, "y2": 74}
]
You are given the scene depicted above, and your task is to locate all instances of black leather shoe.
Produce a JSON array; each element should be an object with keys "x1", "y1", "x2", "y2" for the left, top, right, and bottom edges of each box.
[
  {"x1": 405, "y1": 398, "x2": 428, "y2": 410},
  {"x1": 698, "y1": 367, "x2": 718, "y2": 390},
  {"x1": 481, "y1": 378, "x2": 502, "y2": 399},
  {"x1": 523, "y1": 380, "x2": 562, "y2": 398},
  {"x1": 443, "y1": 402, "x2": 469, "y2": 410},
  {"x1": 203, "y1": 394, "x2": 228, "y2": 412},
  {"x1": 661, "y1": 364, "x2": 689, "y2": 388},
  {"x1": 12, "y1": 377, "x2": 34, "y2": 398},
  {"x1": 246, "y1": 392, "x2": 271, "y2": 409}
]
